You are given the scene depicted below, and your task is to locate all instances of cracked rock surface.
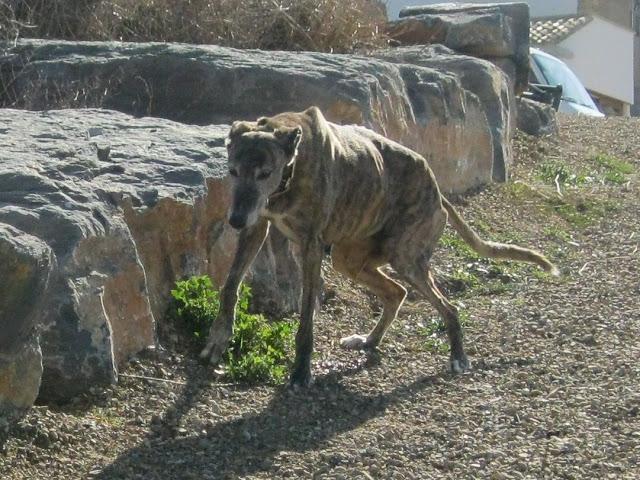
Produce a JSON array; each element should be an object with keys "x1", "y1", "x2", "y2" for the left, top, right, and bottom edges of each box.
[{"x1": 0, "y1": 108, "x2": 300, "y2": 404}]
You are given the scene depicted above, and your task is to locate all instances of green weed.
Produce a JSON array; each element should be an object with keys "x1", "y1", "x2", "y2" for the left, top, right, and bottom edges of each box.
[
  {"x1": 537, "y1": 160, "x2": 588, "y2": 186},
  {"x1": 170, "y1": 276, "x2": 296, "y2": 384},
  {"x1": 591, "y1": 154, "x2": 634, "y2": 185},
  {"x1": 543, "y1": 197, "x2": 619, "y2": 228},
  {"x1": 543, "y1": 225, "x2": 571, "y2": 242},
  {"x1": 439, "y1": 232, "x2": 480, "y2": 261}
]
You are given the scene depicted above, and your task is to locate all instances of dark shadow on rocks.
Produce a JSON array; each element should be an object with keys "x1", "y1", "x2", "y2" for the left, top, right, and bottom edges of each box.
[{"x1": 95, "y1": 359, "x2": 446, "y2": 479}]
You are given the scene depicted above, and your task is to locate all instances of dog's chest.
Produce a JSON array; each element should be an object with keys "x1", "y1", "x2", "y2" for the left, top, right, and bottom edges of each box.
[{"x1": 263, "y1": 210, "x2": 301, "y2": 243}]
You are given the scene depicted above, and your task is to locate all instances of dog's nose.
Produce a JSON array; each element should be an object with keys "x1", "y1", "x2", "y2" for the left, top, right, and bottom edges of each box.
[{"x1": 228, "y1": 214, "x2": 246, "y2": 230}]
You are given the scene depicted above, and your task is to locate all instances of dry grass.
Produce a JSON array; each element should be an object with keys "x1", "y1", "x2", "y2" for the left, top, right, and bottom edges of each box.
[{"x1": 0, "y1": 0, "x2": 388, "y2": 52}]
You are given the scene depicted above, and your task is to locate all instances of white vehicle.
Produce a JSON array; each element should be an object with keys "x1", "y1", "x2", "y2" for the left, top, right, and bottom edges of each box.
[{"x1": 529, "y1": 48, "x2": 604, "y2": 117}]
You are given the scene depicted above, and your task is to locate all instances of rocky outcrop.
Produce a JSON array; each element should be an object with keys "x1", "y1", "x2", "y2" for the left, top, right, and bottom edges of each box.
[
  {"x1": 516, "y1": 97, "x2": 558, "y2": 137},
  {"x1": 0, "y1": 108, "x2": 299, "y2": 404},
  {"x1": 374, "y1": 45, "x2": 514, "y2": 181},
  {"x1": 0, "y1": 225, "x2": 51, "y2": 419},
  {"x1": 0, "y1": 37, "x2": 519, "y2": 408},
  {"x1": 389, "y1": 2, "x2": 530, "y2": 94},
  {"x1": 1, "y1": 39, "x2": 496, "y2": 193}
]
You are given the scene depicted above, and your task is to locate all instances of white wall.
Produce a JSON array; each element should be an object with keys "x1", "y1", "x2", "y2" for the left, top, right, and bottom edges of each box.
[
  {"x1": 543, "y1": 16, "x2": 635, "y2": 104},
  {"x1": 386, "y1": 0, "x2": 579, "y2": 20}
]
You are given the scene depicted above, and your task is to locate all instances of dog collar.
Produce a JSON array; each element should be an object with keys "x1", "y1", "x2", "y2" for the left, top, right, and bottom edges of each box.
[{"x1": 270, "y1": 162, "x2": 293, "y2": 198}]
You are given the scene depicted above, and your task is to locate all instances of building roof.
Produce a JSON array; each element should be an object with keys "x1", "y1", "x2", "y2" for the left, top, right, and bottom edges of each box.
[{"x1": 531, "y1": 15, "x2": 593, "y2": 45}]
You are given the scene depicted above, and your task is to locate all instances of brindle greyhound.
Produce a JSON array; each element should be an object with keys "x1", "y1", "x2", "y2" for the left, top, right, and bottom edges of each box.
[{"x1": 200, "y1": 106, "x2": 558, "y2": 387}]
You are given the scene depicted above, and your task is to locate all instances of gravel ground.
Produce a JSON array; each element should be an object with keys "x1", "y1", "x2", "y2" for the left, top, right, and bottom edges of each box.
[{"x1": 1, "y1": 115, "x2": 639, "y2": 479}]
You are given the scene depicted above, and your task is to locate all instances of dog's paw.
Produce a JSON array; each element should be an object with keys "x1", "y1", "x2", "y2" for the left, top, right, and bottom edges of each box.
[
  {"x1": 289, "y1": 368, "x2": 313, "y2": 390},
  {"x1": 339, "y1": 334, "x2": 370, "y2": 350},
  {"x1": 450, "y1": 355, "x2": 471, "y2": 374}
]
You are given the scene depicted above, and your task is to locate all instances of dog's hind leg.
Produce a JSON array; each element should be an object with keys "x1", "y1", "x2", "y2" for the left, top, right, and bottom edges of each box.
[
  {"x1": 389, "y1": 206, "x2": 470, "y2": 373},
  {"x1": 332, "y1": 243, "x2": 407, "y2": 350},
  {"x1": 396, "y1": 263, "x2": 470, "y2": 374}
]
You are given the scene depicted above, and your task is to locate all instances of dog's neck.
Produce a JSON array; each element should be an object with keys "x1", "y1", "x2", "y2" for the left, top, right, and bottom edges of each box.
[{"x1": 270, "y1": 162, "x2": 294, "y2": 198}]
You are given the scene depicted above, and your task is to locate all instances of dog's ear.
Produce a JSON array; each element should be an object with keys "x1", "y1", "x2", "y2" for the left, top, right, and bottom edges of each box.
[
  {"x1": 226, "y1": 121, "x2": 255, "y2": 147},
  {"x1": 274, "y1": 126, "x2": 302, "y2": 158}
]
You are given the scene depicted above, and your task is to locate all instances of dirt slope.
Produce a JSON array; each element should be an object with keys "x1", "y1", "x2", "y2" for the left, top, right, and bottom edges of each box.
[{"x1": 1, "y1": 115, "x2": 639, "y2": 479}]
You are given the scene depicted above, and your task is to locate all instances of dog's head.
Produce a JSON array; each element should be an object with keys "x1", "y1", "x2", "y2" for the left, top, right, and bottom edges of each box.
[{"x1": 224, "y1": 120, "x2": 302, "y2": 230}]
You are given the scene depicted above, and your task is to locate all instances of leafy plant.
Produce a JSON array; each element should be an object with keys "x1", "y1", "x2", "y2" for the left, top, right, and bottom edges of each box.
[
  {"x1": 171, "y1": 276, "x2": 221, "y2": 341},
  {"x1": 170, "y1": 276, "x2": 296, "y2": 384}
]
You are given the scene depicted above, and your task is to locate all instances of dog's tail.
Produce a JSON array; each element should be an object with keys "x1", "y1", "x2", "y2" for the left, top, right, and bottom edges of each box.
[{"x1": 441, "y1": 197, "x2": 560, "y2": 276}]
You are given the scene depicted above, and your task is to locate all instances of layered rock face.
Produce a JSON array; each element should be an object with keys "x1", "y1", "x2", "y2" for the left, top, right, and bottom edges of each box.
[
  {"x1": 388, "y1": 2, "x2": 530, "y2": 94},
  {"x1": 0, "y1": 225, "x2": 50, "y2": 418},
  {"x1": 374, "y1": 45, "x2": 514, "y2": 181},
  {"x1": 0, "y1": 109, "x2": 300, "y2": 406},
  {"x1": 1, "y1": 39, "x2": 499, "y2": 193}
]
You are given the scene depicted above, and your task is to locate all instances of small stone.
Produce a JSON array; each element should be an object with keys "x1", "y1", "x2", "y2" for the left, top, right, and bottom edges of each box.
[{"x1": 35, "y1": 431, "x2": 51, "y2": 448}]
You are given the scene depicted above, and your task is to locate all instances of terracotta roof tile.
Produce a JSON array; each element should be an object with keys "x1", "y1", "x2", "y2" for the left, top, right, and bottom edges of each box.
[{"x1": 530, "y1": 15, "x2": 592, "y2": 45}]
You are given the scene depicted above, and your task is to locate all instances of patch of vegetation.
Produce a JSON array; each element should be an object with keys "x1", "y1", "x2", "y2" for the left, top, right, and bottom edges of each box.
[
  {"x1": 503, "y1": 178, "x2": 619, "y2": 229},
  {"x1": 439, "y1": 227, "x2": 535, "y2": 298},
  {"x1": 536, "y1": 154, "x2": 634, "y2": 188},
  {"x1": 543, "y1": 196, "x2": 619, "y2": 228},
  {"x1": 590, "y1": 153, "x2": 634, "y2": 185},
  {"x1": 537, "y1": 159, "x2": 588, "y2": 187},
  {"x1": 439, "y1": 231, "x2": 480, "y2": 261},
  {"x1": 89, "y1": 407, "x2": 125, "y2": 428},
  {"x1": 170, "y1": 276, "x2": 296, "y2": 384},
  {"x1": 543, "y1": 225, "x2": 572, "y2": 242}
]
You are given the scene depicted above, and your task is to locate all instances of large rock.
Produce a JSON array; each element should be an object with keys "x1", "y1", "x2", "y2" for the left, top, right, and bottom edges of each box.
[
  {"x1": 0, "y1": 226, "x2": 51, "y2": 419},
  {"x1": 516, "y1": 97, "x2": 558, "y2": 137},
  {"x1": 1, "y1": 39, "x2": 496, "y2": 193},
  {"x1": 389, "y1": 2, "x2": 530, "y2": 93},
  {"x1": 0, "y1": 108, "x2": 298, "y2": 402},
  {"x1": 374, "y1": 45, "x2": 514, "y2": 181}
]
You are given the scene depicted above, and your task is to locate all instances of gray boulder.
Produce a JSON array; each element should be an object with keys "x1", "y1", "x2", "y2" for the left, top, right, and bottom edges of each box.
[
  {"x1": 389, "y1": 2, "x2": 530, "y2": 93},
  {"x1": 0, "y1": 225, "x2": 51, "y2": 419},
  {"x1": 516, "y1": 97, "x2": 558, "y2": 137},
  {"x1": 0, "y1": 108, "x2": 298, "y2": 402},
  {"x1": 374, "y1": 45, "x2": 514, "y2": 181},
  {"x1": 1, "y1": 39, "x2": 496, "y2": 193}
]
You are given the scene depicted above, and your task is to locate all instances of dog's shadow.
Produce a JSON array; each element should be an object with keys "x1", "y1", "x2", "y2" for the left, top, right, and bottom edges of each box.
[{"x1": 95, "y1": 355, "x2": 447, "y2": 480}]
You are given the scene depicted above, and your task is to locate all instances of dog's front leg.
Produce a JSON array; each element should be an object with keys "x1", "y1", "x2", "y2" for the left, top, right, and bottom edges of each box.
[
  {"x1": 290, "y1": 236, "x2": 323, "y2": 388},
  {"x1": 200, "y1": 218, "x2": 270, "y2": 366}
]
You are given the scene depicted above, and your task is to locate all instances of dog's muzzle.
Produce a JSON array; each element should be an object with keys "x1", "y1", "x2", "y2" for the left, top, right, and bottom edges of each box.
[{"x1": 228, "y1": 213, "x2": 247, "y2": 230}]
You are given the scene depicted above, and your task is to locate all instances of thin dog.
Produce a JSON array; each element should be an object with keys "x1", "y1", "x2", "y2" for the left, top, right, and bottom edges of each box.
[{"x1": 200, "y1": 106, "x2": 558, "y2": 387}]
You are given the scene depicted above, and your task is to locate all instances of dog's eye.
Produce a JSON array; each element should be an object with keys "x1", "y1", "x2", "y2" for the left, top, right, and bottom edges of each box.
[
  {"x1": 229, "y1": 168, "x2": 239, "y2": 177},
  {"x1": 257, "y1": 171, "x2": 271, "y2": 180}
]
